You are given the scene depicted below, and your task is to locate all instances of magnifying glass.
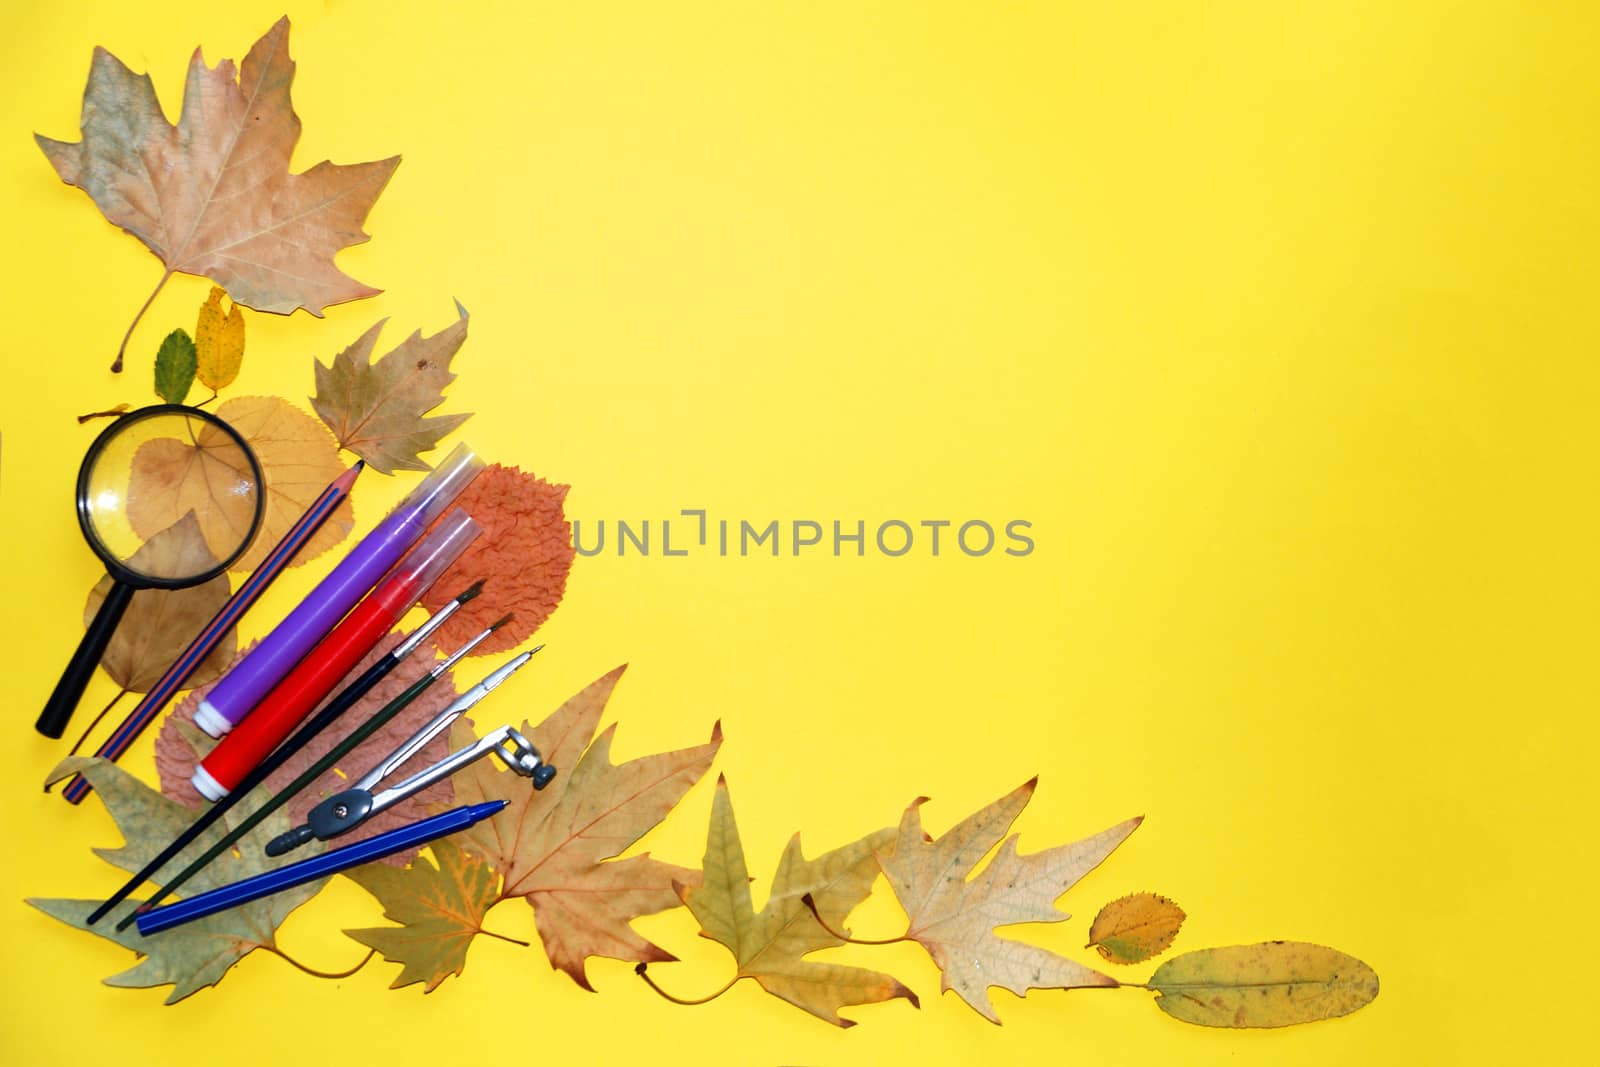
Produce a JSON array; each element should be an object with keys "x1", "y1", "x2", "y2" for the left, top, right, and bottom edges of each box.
[{"x1": 35, "y1": 404, "x2": 266, "y2": 739}]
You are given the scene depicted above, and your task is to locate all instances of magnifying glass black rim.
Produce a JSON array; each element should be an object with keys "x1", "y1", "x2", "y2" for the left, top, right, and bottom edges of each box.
[{"x1": 75, "y1": 402, "x2": 267, "y2": 590}]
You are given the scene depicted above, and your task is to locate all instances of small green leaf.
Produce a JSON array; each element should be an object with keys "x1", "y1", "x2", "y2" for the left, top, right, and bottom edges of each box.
[
  {"x1": 153, "y1": 329, "x2": 198, "y2": 404},
  {"x1": 1148, "y1": 941, "x2": 1379, "y2": 1028}
]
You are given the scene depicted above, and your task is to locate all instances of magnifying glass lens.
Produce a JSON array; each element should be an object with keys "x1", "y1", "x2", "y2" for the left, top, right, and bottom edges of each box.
[
  {"x1": 35, "y1": 405, "x2": 266, "y2": 739},
  {"x1": 84, "y1": 410, "x2": 262, "y2": 581}
]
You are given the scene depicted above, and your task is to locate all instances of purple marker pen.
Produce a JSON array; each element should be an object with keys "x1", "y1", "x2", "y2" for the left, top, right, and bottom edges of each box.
[{"x1": 192, "y1": 443, "x2": 485, "y2": 738}]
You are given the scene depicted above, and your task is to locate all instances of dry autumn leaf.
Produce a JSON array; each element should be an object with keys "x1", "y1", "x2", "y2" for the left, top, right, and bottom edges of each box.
[
  {"x1": 1145, "y1": 942, "x2": 1379, "y2": 1028},
  {"x1": 37, "y1": 18, "x2": 398, "y2": 371},
  {"x1": 195, "y1": 287, "x2": 245, "y2": 394},
  {"x1": 669, "y1": 776, "x2": 916, "y2": 1027},
  {"x1": 30, "y1": 755, "x2": 325, "y2": 1003},
  {"x1": 344, "y1": 840, "x2": 512, "y2": 993},
  {"x1": 451, "y1": 666, "x2": 722, "y2": 989},
  {"x1": 156, "y1": 631, "x2": 463, "y2": 865},
  {"x1": 127, "y1": 395, "x2": 353, "y2": 573},
  {"x1": 1088, "y1": 892, "x2": 1186, "y2": 965},
  {"x1": 418, "y1": 465, "x2": 574, "y2": 655},
  {"x1": 311, "y1": 307, "x2": 472, "y2": 474},
  {"x1": 84, "y1": 512, "x2": 234, "y2": 694},
  {"x1": 877, "y1": 779, "x2": 1141, "y2": 1023}
]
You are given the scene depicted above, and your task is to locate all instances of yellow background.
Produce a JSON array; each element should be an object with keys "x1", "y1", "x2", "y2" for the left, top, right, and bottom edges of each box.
[{"x1": 1, "y1": 1, "x2": 1594, "y2": 1063}]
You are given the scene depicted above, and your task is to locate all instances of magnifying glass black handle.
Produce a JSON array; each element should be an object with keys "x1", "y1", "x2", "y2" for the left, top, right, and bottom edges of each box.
[{"x1": 36, "y1": 580, "x2": 135, "y2": 739}]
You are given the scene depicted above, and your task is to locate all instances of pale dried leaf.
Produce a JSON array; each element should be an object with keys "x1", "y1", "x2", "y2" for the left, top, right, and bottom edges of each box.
[
  {"x1": 37, "y1": 18, "x2": 397, "y2": 318},
  {"x1": 31, "y1": 755, "x2": 323, "y2": 1003},
  {"x1": 878, "y1": 779, "x2": 1140, "y2": 1023}
]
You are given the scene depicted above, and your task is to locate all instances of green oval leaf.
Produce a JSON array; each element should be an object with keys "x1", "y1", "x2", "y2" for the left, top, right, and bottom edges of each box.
[
  {"x1": 1148, "y1": 941, "x2": 1379, "y2": 1028},
  {"x1": 153, "y1": 328, "x2": 197, "y2": 404}
]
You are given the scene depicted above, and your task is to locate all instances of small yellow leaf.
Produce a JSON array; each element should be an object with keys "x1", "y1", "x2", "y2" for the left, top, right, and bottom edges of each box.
[
  {"x1": 1088, "y1": 892, "x2": 1185, "y2": 964},
  {"x1": 195, "y1": 287, "x2": 245, "y2": 392}
]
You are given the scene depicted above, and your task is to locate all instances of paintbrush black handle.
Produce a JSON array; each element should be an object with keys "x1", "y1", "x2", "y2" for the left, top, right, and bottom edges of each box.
[
  {"x1": 90, "y1": 649, "x2": 402, "y2": 926},
  {"x1": 119, "y1": 669, "x2": 443, "y2": 931}
]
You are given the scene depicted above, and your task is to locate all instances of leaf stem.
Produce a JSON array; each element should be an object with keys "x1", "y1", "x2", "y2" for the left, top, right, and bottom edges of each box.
[
  {"x1": 113, "y1": 269, "x2": 172, "y2": 373},
  {"x1": 800, "y1": 893, "x2": 910, "y2": 945},
  {"x1": 47, "y1": 688, "x2": 129, "y2": 787},
  {"x1": 65, "y1": 688, "x2": 130, "y2": 760},
  {"x1": 263, "y1": 944, "x2": 376, "y2": 979},
  {"x1": 634, "y1": 963, "x2": 738, "y2": 1007},
  {"x1": 76, "y1": 404, "x2": 132, "y2": 424},
  {"x1": 477, "y1": 927, "x2": 530, "y2": 948}
]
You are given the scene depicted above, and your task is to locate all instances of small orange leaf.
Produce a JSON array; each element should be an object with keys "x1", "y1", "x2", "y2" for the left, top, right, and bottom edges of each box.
[
  {"x1": 418, "y1": 464, "x2": 574, "y2": 655},
  {"x1": 1088, "y1": 892, "x2": 1186, "y2": 964}
]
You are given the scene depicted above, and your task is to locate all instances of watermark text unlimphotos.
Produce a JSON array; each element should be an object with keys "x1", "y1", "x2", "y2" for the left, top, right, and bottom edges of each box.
[{"x1": 573, "y1": 510, "x2": 1034, "y2": 558}]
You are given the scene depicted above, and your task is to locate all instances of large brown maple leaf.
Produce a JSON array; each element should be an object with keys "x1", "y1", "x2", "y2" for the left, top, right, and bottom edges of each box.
[
  {"x1": 37, "y1": 18, "x2": 399, "y2": 370},
  {"x1": 451, "y1": 665, "x2": 722, "y2": 989}
]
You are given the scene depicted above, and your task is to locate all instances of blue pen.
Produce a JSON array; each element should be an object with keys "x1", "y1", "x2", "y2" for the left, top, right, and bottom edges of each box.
[{"x1": 134, "y1": 801, "x2": 507, "y2": 936}]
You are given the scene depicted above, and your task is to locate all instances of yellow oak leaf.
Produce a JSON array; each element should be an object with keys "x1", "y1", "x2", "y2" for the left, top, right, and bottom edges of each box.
[{"x1": 195, "y1": 288, "x2": 245, "y2": 393}]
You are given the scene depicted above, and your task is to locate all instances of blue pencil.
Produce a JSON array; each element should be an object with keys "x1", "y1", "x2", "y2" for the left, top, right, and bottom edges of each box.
[
  {"x1": 62, "y1": 461, "x2": 363, "y2": 805},
  {"x1": 133, "y1": 801, "x2": 506, "y2": 936}
]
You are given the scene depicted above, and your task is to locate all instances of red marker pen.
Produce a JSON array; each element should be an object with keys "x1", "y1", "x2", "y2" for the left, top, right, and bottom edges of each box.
[{"x1": 191, "y1": 508, "x2": 482, "y2": 801}]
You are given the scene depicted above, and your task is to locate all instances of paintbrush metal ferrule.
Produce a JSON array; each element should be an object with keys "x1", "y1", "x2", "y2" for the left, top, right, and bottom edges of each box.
[{"x1": 391, "y1": 600, "x2": 464, "y2": 661}]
